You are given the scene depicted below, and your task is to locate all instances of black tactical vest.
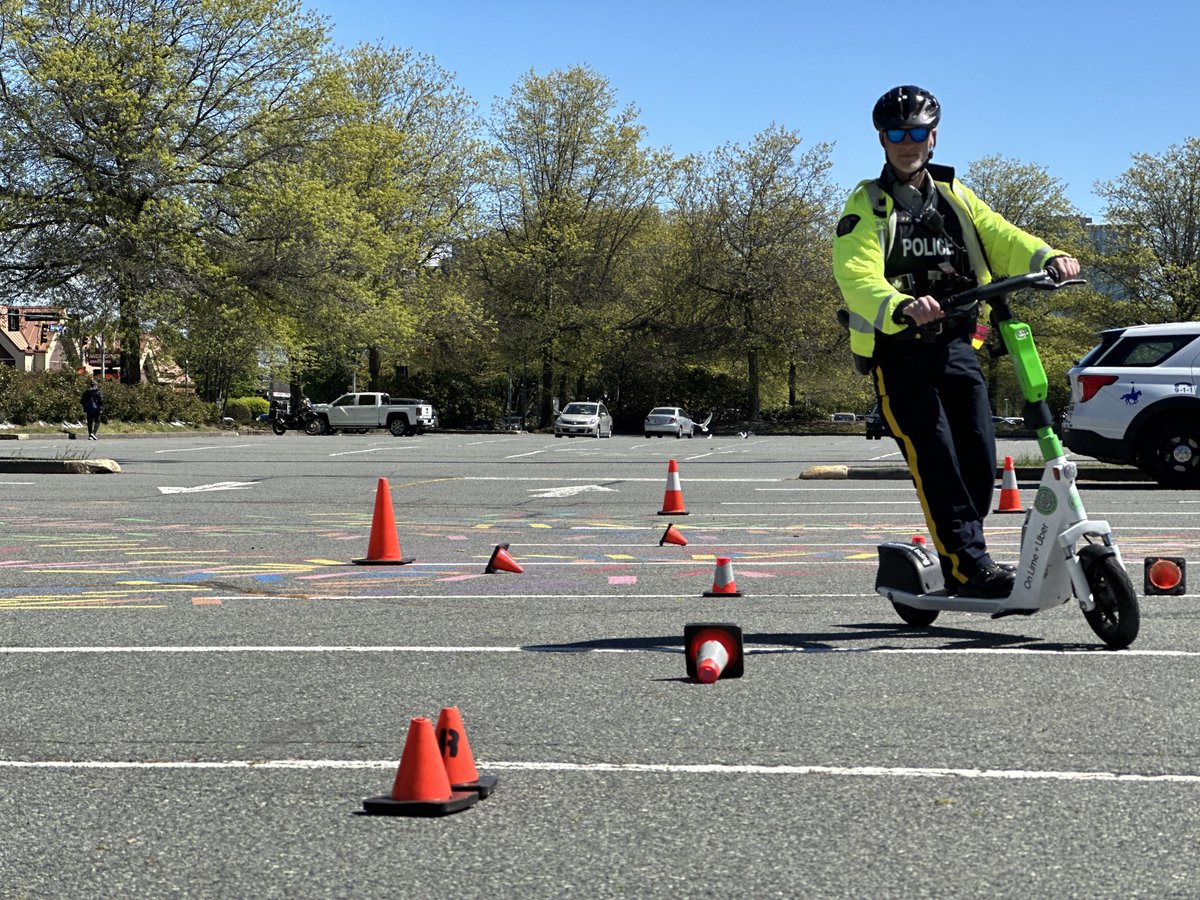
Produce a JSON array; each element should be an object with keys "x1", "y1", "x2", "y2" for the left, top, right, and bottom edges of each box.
[{"x1": 882, "y1": 176, "x2": 976, "y2": 301}]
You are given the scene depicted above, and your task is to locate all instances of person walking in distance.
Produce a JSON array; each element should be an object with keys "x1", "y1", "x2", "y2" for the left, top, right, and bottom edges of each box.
[{"x1": 81, "y1": 378, "x2": 104, "y2": 440}]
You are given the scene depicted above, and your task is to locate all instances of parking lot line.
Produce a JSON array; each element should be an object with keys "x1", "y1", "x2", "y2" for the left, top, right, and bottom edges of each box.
[{"x1": 4, "y1": 758, "x2": 1200, "y2": 785}]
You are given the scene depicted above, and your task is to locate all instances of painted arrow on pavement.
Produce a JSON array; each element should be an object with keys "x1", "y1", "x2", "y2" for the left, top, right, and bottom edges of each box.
[{"x1": 528, "y1": 484, "x2": 618, "y2": 499}]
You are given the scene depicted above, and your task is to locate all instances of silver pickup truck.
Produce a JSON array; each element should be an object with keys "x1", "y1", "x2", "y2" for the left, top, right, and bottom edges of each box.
[{"x1": 307, "y1": 392, "x2": 436, "y2": 436}]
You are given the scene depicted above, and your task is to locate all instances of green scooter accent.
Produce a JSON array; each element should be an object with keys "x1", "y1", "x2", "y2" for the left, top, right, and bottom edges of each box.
[{"x1": 997, "y1": 317, "x2": 1063, "y2": 462}]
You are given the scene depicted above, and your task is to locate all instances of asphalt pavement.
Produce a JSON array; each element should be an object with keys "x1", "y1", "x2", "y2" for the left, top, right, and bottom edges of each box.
[{"x1": 1, "y1": 431, "x2": 1197, "y2": 897}]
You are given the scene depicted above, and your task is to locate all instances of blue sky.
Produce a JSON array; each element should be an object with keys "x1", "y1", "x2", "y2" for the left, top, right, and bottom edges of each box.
[{"x1": 304, "y1": 0, "x2": 1199, "y2": 221}]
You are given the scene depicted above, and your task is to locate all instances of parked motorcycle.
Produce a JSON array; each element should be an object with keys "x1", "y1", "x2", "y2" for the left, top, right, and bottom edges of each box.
[{"x1": 268, "y1": 402, "x2": 319, "y2": 435}]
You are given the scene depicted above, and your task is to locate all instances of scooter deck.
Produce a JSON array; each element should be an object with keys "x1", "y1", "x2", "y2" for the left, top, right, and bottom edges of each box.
[{"x1": 878, "y1": 585, "x2": 1045, "y2": 617}]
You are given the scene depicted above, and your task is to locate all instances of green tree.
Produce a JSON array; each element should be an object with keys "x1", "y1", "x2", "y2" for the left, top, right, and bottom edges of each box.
[
  {"x1": 472, "y1": 65, "x2": 673, "y2": 426},
  {"x1": 673, "y1": 126, "x2": 836, "y2": 419},
  {"x1": 961, "y1": 154, "x2": 1104, "y2": 419},
  {"x1": 963, "y1": 154, "x2": 1084, "y2": 242},
  {"x1": 1094, "y1": 138, "x2": 1200, "y2": 322},
  {"x1": 215, "y1": 43, "x2": 482, "y2": 398},
  {"x1": 0, "y1": 0, "x2": 329, "y2": 383}
]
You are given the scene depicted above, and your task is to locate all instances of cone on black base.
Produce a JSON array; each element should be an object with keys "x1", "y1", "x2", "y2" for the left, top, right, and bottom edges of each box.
[
  {"x1": 362, "y1": 717, "x2": 478, "y2": 817},
  {"x1": 684, "y1": 622, "x2": 744, "y2": 682},
  {"x1": 702, "y1": 556, "x2": 742, "y2": 597},
  {"x1": 485, "y1": 543, "x2": 523, "y2": 574},
  {"x1": 436, "y1": 706, "x2": 498, "y2": 798},
  {"x1": 659, "y1": 523, "x2": 688, "y2": 547},
  {"x1": 1144, "y1": 556, "x2": 1186, "y2": 595},
  {"x1": 353, "y1": 477, "x2": 415, "y2": 565}
]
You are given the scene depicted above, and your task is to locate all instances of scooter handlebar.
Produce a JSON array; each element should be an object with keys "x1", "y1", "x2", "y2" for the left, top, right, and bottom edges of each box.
[{"x1": 938, "y1": 269, "x2": 1085, "y2": 315}]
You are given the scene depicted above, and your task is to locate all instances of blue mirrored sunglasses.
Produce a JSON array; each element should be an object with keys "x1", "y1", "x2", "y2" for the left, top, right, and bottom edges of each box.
[{"x1": 885, "y1": 127, "x2": 931, "y2": 144}]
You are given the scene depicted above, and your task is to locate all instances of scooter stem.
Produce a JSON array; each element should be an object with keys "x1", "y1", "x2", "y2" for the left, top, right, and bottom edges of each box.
[{"x1": 1037, "y1": 425, "x2": 1064, "y2": 463}]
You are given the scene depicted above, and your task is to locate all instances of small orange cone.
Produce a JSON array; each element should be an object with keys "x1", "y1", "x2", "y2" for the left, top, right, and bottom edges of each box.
[
  {"x1": 684, "y1": 622, "x2": 744, "y2": 682},
  {"x1": 657, "y1": 459, "x2": 688, "y2": 516},
  {"x1": 362, "y1": 717, "x2": 478, "y2": 816},
  {"x1": 659, "y1": 523, "x2": 688, "y2": 547},
  {"x1": 485, "y1": 543, "x2": 523, "y2": 574},
  {"x1": 994, "y1": 456, "x2": 1023, "y2": 513},
  {"x1": 353, "y1": 478, "x2": 415, "y2": 565},
  {"x1": 703, "y1": 556, "x2": 742, "y2": 597},
  {"x1": 436, "y1": 706, "x2": 498, "y2": 798}
]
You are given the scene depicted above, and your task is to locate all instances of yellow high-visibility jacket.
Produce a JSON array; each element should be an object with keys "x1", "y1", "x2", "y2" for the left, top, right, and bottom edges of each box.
[{"x1": 832, "y1": 164, "x2": 1060, "y2": 359}]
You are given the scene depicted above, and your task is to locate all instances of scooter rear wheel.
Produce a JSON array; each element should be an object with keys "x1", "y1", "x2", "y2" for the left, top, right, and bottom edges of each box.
[
  {"x1": 891, "y1": 601, "x2": 939, "y2": 627},
  {"x1": 1079, "y1": 547, "x2": 1140, "y2": 649}
]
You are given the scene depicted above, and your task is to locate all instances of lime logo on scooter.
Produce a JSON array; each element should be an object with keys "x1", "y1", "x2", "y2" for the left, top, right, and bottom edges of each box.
[{"x1": 1034, "y1": 487, "x2": 1057, "y2": 515}]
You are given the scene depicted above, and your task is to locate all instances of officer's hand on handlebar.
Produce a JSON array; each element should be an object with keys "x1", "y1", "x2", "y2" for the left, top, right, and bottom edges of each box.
[
  {"x1": 901, "y1": 295, "x2": 945, "y2": 326},
  {"x1": 1047, "y1": 256, "x2": 1080, "y2": 282}
]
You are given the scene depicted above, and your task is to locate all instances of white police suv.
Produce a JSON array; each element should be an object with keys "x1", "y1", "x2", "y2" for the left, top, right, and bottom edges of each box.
[{"x1": 1063, "y1": 322, "x2": 1200, "y2": 488}]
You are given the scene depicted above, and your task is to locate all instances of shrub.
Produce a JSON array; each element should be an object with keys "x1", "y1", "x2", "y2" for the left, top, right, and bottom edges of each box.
[
  {"x1": 0, "y1": 370, "x2": 220, "y2": 425},
  {"x1": 224, "y1": 396, "x2": 269, "y2": 423}
]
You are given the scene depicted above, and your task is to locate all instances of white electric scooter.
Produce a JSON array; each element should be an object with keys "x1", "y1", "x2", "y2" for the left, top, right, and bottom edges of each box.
[{"x1": 874, "y1": 270, "x2": 1140, "y2": 649}]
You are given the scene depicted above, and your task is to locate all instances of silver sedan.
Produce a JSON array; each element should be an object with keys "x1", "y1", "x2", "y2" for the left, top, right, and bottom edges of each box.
[{"x1": 644, "y1": 407, "x2": 695, "y2": 439}]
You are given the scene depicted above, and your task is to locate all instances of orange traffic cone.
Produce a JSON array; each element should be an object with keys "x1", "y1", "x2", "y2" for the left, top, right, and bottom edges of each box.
[
  {"x1": 362, "y1": 717, "x2": 478, "y2": 816},
  {"x1": 436, "y1": 706, "x2": 498, "y2": 798},
  {"x1": 485, "y1": 543, "x2": 524, "y2": 574},
  {"x1": 657, "y1": 459, "x2": 688, "y2": 516},
  {"x1": 703, "y1": 556, "x2": 742, "y2": 597},
  {"x1": 684, "y1": 622, "x2": 744, "y2": 682},
  {"x1": 994, "y1": 456, "x2": 1023, "y2": 513},
  {"x1": 659, "y1": 523, "x2": 688, "y2": 547},
  {"x1": 353, "y1": 478, "x2": 415, "y2": 565}
]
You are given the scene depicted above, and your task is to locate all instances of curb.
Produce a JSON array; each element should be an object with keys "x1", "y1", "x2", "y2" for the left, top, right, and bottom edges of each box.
[
  {"x1": 0, "y1": 458, "x2": 121, "y2": 474},
  {"x1": 801, "y1": 464, "x2": 1151, "y2": 483}
]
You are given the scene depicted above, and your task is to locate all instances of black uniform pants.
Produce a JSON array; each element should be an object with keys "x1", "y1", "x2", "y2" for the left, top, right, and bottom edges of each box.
[{"x1": 873, "y1": 334, "x2": 997, "y2": 587}]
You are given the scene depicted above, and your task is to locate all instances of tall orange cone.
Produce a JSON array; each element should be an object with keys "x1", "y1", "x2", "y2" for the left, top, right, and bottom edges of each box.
[
  {"x1": 703, "y1": 556, "x2": 742, "y2": 597},
  {"x1": 684, "y1": 623, "x2": 744, "y2": 682},
  {"x1": 659, "y1": 523, "x2": 688, "y2": 547},
  {"x1": 436, "y1": 706, "x2": 498, "y2": 798},
  {"x1": 994, "y1": 456, "x2": 1023, "y2": 513},
  {"x1": 362, "y1": 717, "x2": 478, "y2": 816},
  {"x1": 657, "y1": 458, "x2": 689, "y2": 516},
  {"x1": 485, "y1": 543, "x2": 523, "y2": 574},
  {"x1": 353, "y1": 478, "x2": 415, "y2": 565}
]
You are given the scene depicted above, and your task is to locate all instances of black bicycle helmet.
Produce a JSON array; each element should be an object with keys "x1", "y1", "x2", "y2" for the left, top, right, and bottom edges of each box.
[{"x1": 872, "y1": 85, "x2": 941, "y2": 131}]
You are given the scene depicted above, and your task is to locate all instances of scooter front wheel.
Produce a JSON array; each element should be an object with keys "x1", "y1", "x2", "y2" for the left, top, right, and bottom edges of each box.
[
  {"x1": 1079, "y1": 547, "x2": 1140, "y2": 649},
  {"x1": 891, "y1": 601, "x2": 939, "y2": 627}
]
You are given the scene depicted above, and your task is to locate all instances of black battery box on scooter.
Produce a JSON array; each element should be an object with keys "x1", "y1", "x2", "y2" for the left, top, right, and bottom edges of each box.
[{"x1": 876, "y1": 541, "x2": 942, "y2": 595}]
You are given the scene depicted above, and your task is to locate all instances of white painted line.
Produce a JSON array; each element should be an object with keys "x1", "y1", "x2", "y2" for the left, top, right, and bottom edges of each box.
[
  {"x1": 756, "y1": 487, "x2": 917, "y2": 492},
  {"x1": 504, "y1": 450, "x2": 549, "y2": 459},
  {"x1": 328, "y1": 447, "x2": 417, "y2": 457},
  {"x1": 0, "y1": 644, "x2": 1195, "y2": 657},
  {"x1": 463, "y1": 476, "x2": 780, "y2": 482},
  {"x1": 723, "y1": 501, "x2": 919, "y2": 506},
  {"x1": 0, "y1": 481, "x2": 35, "y2": 485},
  {"x1": 157, "y1": 481, "x2": 259, "y2": 495},
  {"x1": 153, "y1": 444, "x2": 255, "y2": 454},
  {"x1": 3, "y1": 758, "x2": 1199, "y2": 785}
]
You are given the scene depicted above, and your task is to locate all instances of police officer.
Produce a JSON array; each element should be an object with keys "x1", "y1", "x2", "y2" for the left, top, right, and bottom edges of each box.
[{"x1": 833, "y1": 85, "x2": 1080, "y2": 598}]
